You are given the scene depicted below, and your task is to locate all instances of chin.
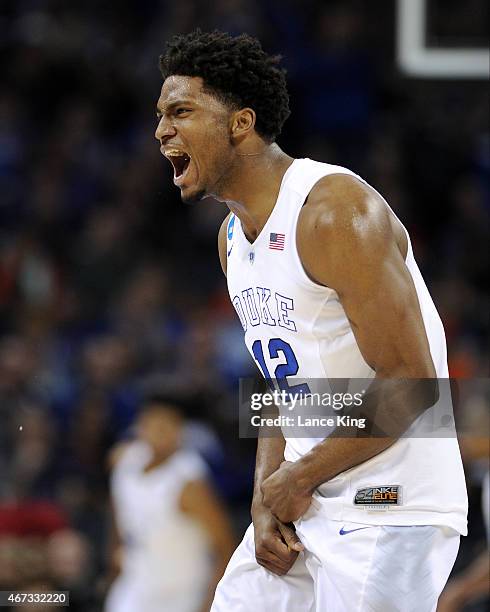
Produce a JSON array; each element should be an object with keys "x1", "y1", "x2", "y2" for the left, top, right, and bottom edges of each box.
[{"x1": 181, "y1": 187, "x2": 207, "y2": 205}]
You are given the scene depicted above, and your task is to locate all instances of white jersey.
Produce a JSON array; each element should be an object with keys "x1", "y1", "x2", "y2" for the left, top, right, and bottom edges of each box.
[
  {"x1": 105, "y1": 441, "x2": 212, "y2": 612},
  {"x1": 226, "y1": 158, "x2": 467, "y2": 535}
]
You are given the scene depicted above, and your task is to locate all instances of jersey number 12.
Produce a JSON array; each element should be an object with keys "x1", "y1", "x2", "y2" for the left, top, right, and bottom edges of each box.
[{"x1": 252, "y1": 338, "x2": 310, "y2": 395}]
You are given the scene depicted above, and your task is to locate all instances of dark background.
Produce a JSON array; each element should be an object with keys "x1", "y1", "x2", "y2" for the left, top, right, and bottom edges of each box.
[{"x1": 0, "y1": 1, "x2": 488, "y2": 610}]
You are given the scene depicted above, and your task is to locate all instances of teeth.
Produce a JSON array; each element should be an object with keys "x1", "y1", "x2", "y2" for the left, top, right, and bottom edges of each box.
[{"x1": 166, "y1": 149, "x2": 188, "y2": 157}]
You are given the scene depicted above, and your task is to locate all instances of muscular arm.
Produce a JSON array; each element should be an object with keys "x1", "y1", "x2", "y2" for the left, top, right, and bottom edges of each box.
[{"x1": 262, "y1": 173, "x2": 439, "y2": 521}]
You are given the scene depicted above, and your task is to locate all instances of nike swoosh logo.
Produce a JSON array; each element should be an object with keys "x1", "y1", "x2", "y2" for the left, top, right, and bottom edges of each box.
[
  {"x1": 339, "y1": 526, "x2": 370, "y2": 535},
  {"x1": 227, "y1": 243, "x2": 234, "y2": 257}
]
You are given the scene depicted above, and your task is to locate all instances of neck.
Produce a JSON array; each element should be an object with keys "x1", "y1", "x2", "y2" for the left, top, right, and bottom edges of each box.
[{"x1": 213, "y1": 144, "x2": 294, "y2": 242}]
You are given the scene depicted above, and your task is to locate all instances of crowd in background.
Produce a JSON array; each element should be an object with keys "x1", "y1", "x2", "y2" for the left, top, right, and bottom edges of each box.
[{"x1": 0, "y1": 1, "x2": 488, "y2": 610}]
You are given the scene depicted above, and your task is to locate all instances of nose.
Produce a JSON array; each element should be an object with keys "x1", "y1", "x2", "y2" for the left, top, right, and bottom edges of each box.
[{"x1": 154, "y1": 115, "x2": 176, "y2": 143}]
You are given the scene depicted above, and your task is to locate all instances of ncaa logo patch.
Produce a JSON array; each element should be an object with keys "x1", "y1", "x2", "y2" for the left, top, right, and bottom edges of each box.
[
  {"x1": 354, "y1": 485, "x2": 402, "y2": 507},
  {"x1": 227, "y1": 214, "x2": 235, "y2": 240}
]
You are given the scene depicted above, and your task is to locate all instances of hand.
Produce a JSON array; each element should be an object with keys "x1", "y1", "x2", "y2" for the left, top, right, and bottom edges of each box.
[
  {"x1": 252, "y1": 503, "x2": 304, "y2": 576},
  {"x1": 261, "y1": 461, "x2": 313, "y2": 523}
]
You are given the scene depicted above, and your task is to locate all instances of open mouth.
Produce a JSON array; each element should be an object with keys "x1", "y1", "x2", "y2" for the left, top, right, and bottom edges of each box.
[{"x1": 165, "y1": 149, "x2": 191, "y2": 180}]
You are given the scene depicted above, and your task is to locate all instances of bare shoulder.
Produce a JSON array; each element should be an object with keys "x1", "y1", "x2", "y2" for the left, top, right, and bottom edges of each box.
[
  {"x1": 107, "y1": 441, "x2": 132, "y2": 470},
  {"x1": 218, "y1": 211, "x2": 233, "y2": 277},
  {"x1": 298, "y1": 173, "x2": 393, "y2": 242},
  {"x1": 297, "y1": 173, "x2": 406, "y2": 289}
]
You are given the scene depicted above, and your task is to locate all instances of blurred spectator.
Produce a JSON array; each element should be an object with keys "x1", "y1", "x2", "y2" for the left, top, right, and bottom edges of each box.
[{"x1": 46, "y1": 529, "x2": 95, "y2": 610}]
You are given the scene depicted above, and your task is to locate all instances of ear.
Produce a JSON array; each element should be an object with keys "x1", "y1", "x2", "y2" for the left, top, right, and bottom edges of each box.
[{"x1": 230, "y1": 108, "x2": 256, "y2": 141}]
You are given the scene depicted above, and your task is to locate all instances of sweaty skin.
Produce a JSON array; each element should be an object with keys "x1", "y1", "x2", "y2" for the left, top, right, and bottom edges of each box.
[{"x1": 158, "y1": 74, "x2": 436, "y2": 571}]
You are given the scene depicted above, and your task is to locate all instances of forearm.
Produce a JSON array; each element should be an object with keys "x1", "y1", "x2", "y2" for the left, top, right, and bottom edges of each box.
[
  {"x1": 293, "y1": 436, "x2": 395, "y2": 494},
  {"x1": 252, "y1": 433, "x2": 285, "y2": 512},
  {"x1": 291, "y1": 376, "x2": 438, "y2": 493}
]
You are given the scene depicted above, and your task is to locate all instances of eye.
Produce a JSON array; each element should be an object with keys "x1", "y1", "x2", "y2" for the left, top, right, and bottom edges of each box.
[{"x1": 175, "y1": 108, "x2": 191, "y2": 116}]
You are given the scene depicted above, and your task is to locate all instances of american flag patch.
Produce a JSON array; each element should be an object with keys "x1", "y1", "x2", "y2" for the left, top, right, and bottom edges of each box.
[{"x1": 269, "y1": 233, "x2": 285, "y2": 250}]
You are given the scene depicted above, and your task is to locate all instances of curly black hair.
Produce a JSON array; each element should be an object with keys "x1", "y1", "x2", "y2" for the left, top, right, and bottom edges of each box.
[{"x1": 159, "y1": 29, "x2": 290, "y2": 143}]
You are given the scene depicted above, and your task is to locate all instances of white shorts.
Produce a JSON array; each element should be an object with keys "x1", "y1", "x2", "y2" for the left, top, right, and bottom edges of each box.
[{"x1": 211, "y1": 505, "x2": 460, "y2": 612}]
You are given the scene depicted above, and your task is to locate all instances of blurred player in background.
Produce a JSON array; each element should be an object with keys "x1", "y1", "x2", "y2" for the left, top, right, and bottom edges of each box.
[
  {"x1": 104, "y1": 394, "x2": 235, "y2": 612},
  {"x1": 155, "y1": 30, "x2": 468, "y2": 611}
]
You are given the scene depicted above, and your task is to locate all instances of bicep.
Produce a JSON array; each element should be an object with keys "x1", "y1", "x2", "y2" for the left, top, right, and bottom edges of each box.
[
  {"x1": 300, "y1": 176, "x2": 435, "y2": 378},
  {"x1": 338, "y1": 247, "x2": 435, "y2": 377}
]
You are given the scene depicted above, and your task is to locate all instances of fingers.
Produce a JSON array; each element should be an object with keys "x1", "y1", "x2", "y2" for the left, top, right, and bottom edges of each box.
[
  {"x1": 255, "y1": 531, "x2": 299, "y2": 576},
  {"x1": 256, "y1": 556, "x2": 292, "y2": 576},
  {"x1": 252, "y1": 506, "x2": 304, "y2": 576},
  {"x1": 255, "y1": 548, "x2": 298, "y2": 576},
  {"x1": 277, "y1": 521, "x2": 304, "y2": 552},
  {"x1": 256, "y1": 534, "x2": 296, "y2": 563}
]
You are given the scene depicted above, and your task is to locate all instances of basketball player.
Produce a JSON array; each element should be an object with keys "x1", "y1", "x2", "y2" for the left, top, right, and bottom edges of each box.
[
  {"x1": 155, "y1": 30, "x2": 468, "y2": 611},
  {"x1": 104, "y1": 395, "x2": 235, "y2": 612}
]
